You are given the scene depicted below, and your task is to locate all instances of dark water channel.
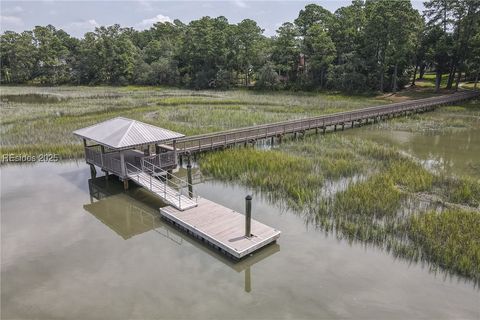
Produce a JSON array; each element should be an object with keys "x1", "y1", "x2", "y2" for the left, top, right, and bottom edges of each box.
[
  {"x1": 1, "y1": 161, "x2": 478, "y2": 319},
  {"x1": 0, "y1": 93, "x2": 69, "y2": 104}
]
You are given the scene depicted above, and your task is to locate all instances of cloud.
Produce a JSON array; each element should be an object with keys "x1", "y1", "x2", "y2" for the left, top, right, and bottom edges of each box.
[
  {"x1": 233, "y1": 0, "x2": 248, "y2": 8},
  {"x1": 137, "y1": 0, "x2": 154, "y2": 12},
  {"x1": 136, "y1": 14, "x2": 172, "y2": 30},
  {"x1": 3, "y1": 6, "x2": 23, "y2": 14},
  {"x1": 0, "y1": 15, "x2": 24, "y2": 28},
  {"x1": 63, "y1": 19, "x2": 99, "y2": 37},
  {"x1": 68, "y1": 19, "x2": 99, "y2": 29}
]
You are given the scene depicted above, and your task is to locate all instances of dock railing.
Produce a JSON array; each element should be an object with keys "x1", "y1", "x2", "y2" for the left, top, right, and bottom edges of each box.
[
  {"x1": 125, "y1": 160, "x2": 198, "y2": 209},
  {"x1": 85, "y1": 147, "x2": 122, "y2": 176},
  {"x1": 126, "y1": 161, "x2": 178, "y2": 203},
  {"x1": 85, "y1": 147, "x2": 176, "y2": 176},
  {"x1": 142, "y1": 158, "x2": 199, "y2": 202},
  {"x1": 143, "y1": 151, "x2": 176, "y2": 168}
]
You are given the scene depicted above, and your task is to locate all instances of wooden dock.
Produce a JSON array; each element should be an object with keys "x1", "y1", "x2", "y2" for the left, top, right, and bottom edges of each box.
[
  {"x1": 171, "y1": 90, "x2": 479, "y2": 155},
  {"x1": 160, "y1": 197, "x2": 281, "y2": 259},
  {"x1": 77, "y1": 91, "x2": 479, "y2": 260}
]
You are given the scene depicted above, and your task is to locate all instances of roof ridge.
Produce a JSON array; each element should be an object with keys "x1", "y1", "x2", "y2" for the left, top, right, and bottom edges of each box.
[
  {"x1": 73, "y1": 117, "x2": 184, "y2": 149},
  {"x1": 72, "y1": 116, "x2": 123, "y2": 135},
  {"x1": 140, "y1": 119, "x2": 180, "y2": 135},
  {"x1": 118, "y1": 119, "x2": 136, "y2": 146}
]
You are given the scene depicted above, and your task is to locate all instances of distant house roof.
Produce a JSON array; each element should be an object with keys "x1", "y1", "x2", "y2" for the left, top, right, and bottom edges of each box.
[{"x1": 73, "y1": 117, "x2": 184, "y2": 150}]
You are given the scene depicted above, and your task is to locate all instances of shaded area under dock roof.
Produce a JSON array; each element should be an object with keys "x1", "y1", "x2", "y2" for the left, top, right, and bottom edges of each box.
[{"x1": 73, "y1": 117, "x2": 184, "y2": 150}]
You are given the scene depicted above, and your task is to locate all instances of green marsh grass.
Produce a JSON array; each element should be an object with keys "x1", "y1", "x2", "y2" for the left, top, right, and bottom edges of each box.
[
  {"x1": 334, "y1": 173, "x2": 403, "y2": 218},
  {"x1": 200, "y1": 134, "x2": 480, "y2": 282},
  {"x1": 200, "y1": 148, "x2": 322, "y2": 208},
  {"x1": 435, "y1": 175, "x2": 480, "y2": 207},
  {"x1": 376, "y1": 99, "x2": 480, "y2": 134},
  {"x1": 408, "y1": 209, "x2": 480, "y2": 280},
  {"x1": 0, "y1": 86, "x2": 387, "y2": 160},
  {"x1": 387, "y1": 160, "x2": 434, "y2": 192}
]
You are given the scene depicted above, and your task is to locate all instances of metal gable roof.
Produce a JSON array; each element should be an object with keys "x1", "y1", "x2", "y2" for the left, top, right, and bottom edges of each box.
[{"x1": 73, "y1": 117, "x2": 184, "y2": 149}]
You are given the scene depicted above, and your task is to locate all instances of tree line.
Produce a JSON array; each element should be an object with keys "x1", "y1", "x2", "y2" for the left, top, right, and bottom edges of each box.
[{"x1": 1, "y1": 0, "x2": 479, "y2": 92}]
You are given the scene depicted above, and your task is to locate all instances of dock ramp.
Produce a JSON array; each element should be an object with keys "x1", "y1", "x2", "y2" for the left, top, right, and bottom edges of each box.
[
  {"x1": 126, "y1": 160, "x2": 197, "y2": 211},
  {"x1": 127, "y1": 159, "x2": 280, "y2": 259}
]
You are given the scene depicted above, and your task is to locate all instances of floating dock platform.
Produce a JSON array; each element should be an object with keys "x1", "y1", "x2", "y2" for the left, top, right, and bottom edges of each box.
[{"x1": 160, "y1": 198, "x2": 281, "y2": 259}]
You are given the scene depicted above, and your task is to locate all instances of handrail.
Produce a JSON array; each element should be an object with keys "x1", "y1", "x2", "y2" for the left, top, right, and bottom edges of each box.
[
  {"x1": 143, "y1": 152, "x2": 176, "y2": 167},
  {"x1": 142, "y1": 158, "x2": 196, "y2": 191},
  {"x1": 127, "y1": 161, "x2": 191, "y2": 208},
  {"x1": 142, "y1": 158, "x2": 199, "y2": 203},
  {"x1": 126, "y1": 162, "x2": 142, "y2": 177},
  {"x1": 125, "y1": 159, "x2": 198, "y2": 209}
]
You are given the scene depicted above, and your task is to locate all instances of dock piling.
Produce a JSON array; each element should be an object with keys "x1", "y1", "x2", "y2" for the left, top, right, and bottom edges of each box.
[
  {"x1": 245, "y1": 195, "x2": 252, "y2": 237},
  {"x1": 89, "y1": 164, "x2": 97, "y2": 178},
  {"x1": 245, "y1": 267, "x2": 252, "y2": 293},
  {"x1": 187, "y1": 164, "x2": 193, "y2": 198}
]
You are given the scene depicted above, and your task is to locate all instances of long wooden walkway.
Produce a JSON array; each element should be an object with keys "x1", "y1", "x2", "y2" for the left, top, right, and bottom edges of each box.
[{"x1": 172, "y1": 91, "x2": 479, "y2": 154}]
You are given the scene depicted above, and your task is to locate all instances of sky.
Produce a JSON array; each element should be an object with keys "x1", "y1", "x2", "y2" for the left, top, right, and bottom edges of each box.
[{"x1": 1, "y1": 0, "x2": 426, "y2": 38}]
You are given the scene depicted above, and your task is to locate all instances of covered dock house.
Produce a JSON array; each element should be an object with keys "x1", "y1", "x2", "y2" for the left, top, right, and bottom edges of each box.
[
  {"x1": 74, "y1": 117, "x2": 281, "y2": 259},
  {"x1": 73, "y1": 117, "x2": 184, "y2": 180}
]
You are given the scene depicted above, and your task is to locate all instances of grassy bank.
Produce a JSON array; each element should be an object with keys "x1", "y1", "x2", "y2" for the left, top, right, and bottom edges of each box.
[
  {"x1": 0, "y1": 86, "x2": 387, "y2": 160},
  {"x1": 200, "y1": 135, "x2": 480, "y2": 283}
]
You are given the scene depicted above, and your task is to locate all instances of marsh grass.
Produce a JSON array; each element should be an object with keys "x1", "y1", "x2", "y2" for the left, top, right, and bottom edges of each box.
[
  {"x1": 435, "y1": 175, "x2": 480, "y2": 207},
  {"x1": 0, "y1": 86, "x2": 387, "y2": 160},
  {"x1": 200, "y1": 148, "x2": 322, "y2": 209},
  {"x1": 408, "y1": 209, "x2": 480, "y2": 280},
  {"x1": 200, "y1": 134, "x2": 480, "y2": 283},
  {"x1": 334, "y1": 173, "x2": 403, "y2": 218},
  {"x1": 387, "y1": 160, "x2": 434, "y2": 192},
  {"x1": 375, "y1": 99, "x2": 480, "y2": 134}
]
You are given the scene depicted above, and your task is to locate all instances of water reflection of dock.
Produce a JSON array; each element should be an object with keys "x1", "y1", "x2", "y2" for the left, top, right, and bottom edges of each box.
[
  {"x1": 85, "y1": 177, "x2": 182, "y2": 243},
  {"x1": 84, "y1": 177, "x2": 279, "y2": 292}
]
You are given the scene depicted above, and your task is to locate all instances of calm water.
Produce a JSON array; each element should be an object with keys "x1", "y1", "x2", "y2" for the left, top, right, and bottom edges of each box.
[
  {"x1": 343, "y1": 118, "x2": 480, "y2": 179},
  {"x1": 1, "y1": 161, "x2": 479, "y2": 319},
  {"x1": 0, "y1": 93, "x2": 68, "y2": 104}
]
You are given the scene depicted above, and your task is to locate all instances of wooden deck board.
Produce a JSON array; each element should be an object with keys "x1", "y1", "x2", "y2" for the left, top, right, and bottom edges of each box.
[{"x1": 160, "y1": 198, "x2": 281, "y2": 259}]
